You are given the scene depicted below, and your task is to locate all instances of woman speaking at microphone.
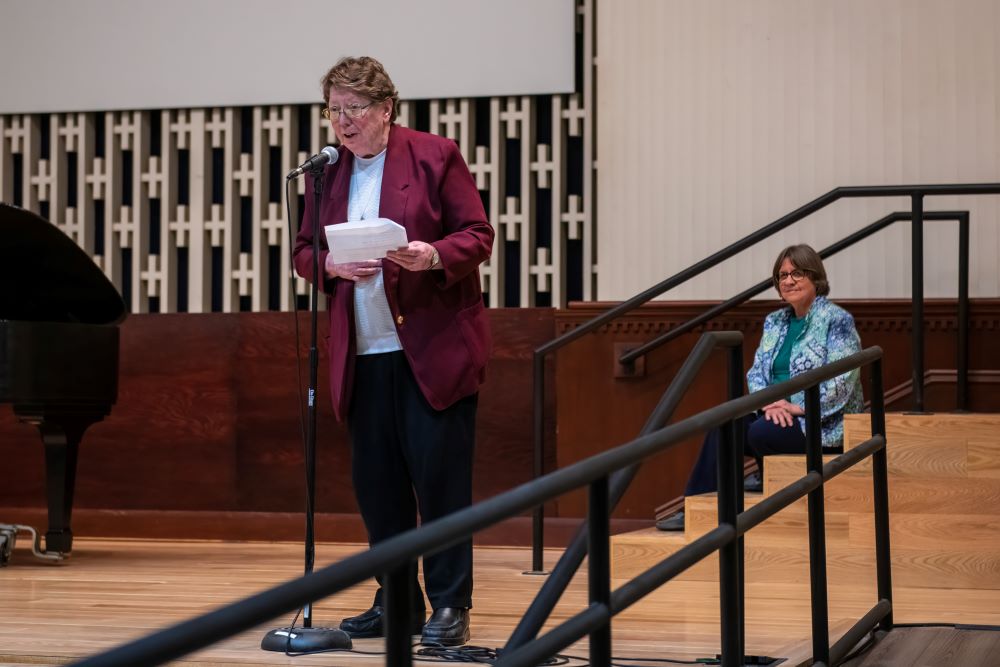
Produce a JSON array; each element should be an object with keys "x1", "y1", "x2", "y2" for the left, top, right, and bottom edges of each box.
[{"x1": 293, "y1": 56, "x2": 494, "y2": 647}]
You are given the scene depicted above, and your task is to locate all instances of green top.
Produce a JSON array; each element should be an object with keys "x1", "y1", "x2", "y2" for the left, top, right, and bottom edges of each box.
[{"x1": 770, "y1": 315, "x2": 806, "y2": 385}]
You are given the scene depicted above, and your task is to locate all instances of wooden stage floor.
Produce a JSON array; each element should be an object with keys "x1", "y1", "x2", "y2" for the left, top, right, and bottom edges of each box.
[{"x1": 1, "y1": 538, "x2": 996, "y2": 666}]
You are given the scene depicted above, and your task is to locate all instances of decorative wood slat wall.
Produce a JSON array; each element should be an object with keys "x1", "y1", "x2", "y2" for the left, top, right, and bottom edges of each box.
[{"x1": 0, "y1": 0, "x2": 595, "y2": 311}]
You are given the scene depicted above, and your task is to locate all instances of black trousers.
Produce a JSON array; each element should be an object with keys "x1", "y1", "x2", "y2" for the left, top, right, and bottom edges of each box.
[
  {"x1": 683, "y1": 412, "x2": 841, "y2": 496},
  {"x1": 348, "y1": 351, "x2": 477, "y2": 611}
]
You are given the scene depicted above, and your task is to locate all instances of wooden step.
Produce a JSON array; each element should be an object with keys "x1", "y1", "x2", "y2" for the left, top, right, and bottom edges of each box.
[
  {"x1": 844, "y1": 412, "x2": 1000, "y2": 460},
  {"x1": 613, "y1": 574, "x2": 1000, "y2": 629},
  {"x1": 844, "y1": 416, "x2": 1000, "y2": 479},
  {"x1": 762, "y1": 454, "x2": 838, "y2": 496},
  {"x1": 764, "y1": 459, "x2": 1000, "y2": 516},
  {"x1": 612, "y1": 529, "x2": 1000, "y2": 590},
  {"x1": 684, "y1": 492, "x2": 850, "y2": 546},
  {"x1": 844, "y1": 413, "x2": 1000, "y2": 465},
  {"x1": 681, "y1": 494, "x2": 1000, "y2": 552},
  {"x1": 611, "y1": 526, "x2": 686, "y2": 580},
  {"x1": 848, "y1": 512, "x2": 1000, "y2": 549},
  {"x1": 611, "y1": 412, "x2": 1000, "y2": 631}
]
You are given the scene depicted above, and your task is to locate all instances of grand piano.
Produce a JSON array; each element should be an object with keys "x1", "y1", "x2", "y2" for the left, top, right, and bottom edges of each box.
[{"x1": 1, "y1": 203, "x2": 126, "y2": 556}]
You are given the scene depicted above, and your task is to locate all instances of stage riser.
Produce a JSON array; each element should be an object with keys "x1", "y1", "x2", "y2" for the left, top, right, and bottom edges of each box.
[
  {"x1": 611, "y1": 413, "x2": 1000, "y2": 624},
  {"x1": 614, "y1": 541, "x2": 1000, "y2": 590}
]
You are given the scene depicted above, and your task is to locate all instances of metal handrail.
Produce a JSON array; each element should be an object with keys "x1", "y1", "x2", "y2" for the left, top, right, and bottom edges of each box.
[
  {"x1": 69, "y1": 345, "x2": 884, "y2": 667},
  {"x1": 502, "y1": 348, "x2": 890, "y2": 667},
  {"x1": 528, "y1": 182, "x2": 997, "y2": 584},
  {"x1": 618, "y1": 210, "x2": 970, "y2": 367},
  {"x1": 508, "y1": 330, "x2": 744, "y2": 650}
]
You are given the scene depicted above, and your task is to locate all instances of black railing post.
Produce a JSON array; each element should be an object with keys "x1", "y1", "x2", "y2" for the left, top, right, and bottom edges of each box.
[
  {"x1": 717, "y1": 414, "x2": 741, "y2": 667},
  {"x1": 531, "y1": 350, "x2": 546, "y2": 573},
  {"x1": 869, "y1": 359, "x2": 894, "y2": 630},
  {"x1": 67, "y1": 348, "x2": 885, "y2": 667},
  {"x1": 957, "y1": 214, "x2": 970, "y2": 412},
  {"x1": 384, "y1": 563, "x2": 414, "y2": 667},
  {"x1": 804, "y1": 385, "x2": 830, "y2": 665},
  {"x1": 727, "y1": 344, "x2": 746, "y2": 662},
  {"x1": 911, "y1": 193, "x2": 925, "y2": 412},
  {"x1": 507, "y1": 332, "x2": 744, "y2": 652},
  {"x1": 519, "y1": 183, "x2": 1000, "y2": 594},
  {"x1": 588, "y1": 475, "x2": 611, "y2": 667}
]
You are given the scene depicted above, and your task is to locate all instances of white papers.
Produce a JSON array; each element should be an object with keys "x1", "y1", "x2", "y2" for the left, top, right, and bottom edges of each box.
[{"x1": 324, "y1": 218, "x2": 408, "y2": 264}]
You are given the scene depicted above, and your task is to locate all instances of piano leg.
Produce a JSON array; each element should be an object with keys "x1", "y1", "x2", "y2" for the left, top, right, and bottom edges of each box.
[{"x1": 36, "y1": 419, "x2": 87, "y2": 554}]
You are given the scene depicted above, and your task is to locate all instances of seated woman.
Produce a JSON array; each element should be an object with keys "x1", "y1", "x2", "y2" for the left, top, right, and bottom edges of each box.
[{"x1": 657, "y1": 244, "x2": 864, "y2": 531}]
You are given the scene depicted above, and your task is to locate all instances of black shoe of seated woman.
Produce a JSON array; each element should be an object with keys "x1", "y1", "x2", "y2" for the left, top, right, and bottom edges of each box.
[
  {"x1": 420, "y1": 607, "x2": 471, "y2": 646},
  {"x1": 339, "y1": 605, "x2": 426, "y2": 638},
  {"x1": 655, "y1": 511, "x2": 685, "y2": 531},
  {"x1": 744, "y1": 471, "x2": 763, "y2": 493}
]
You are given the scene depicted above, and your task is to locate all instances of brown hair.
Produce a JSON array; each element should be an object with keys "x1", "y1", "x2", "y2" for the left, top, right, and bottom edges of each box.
[
  {"x1": 321, "y1": 56, "x2": 399, "y2": 123},
  {"x1": 772, "y1": 244, "x2": 830, "y2": 296}
]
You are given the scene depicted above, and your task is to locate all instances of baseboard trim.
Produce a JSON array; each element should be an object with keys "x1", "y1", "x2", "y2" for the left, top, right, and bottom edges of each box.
[{"x1": 0, "y1": 507, "x2": 653, "y2": 548}]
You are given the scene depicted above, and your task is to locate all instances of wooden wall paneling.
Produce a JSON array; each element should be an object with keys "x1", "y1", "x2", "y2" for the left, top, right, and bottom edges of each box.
[
  {"x1": 0, "y1": 308, "x2": 557, "y2": 543},
  {"x1": 553, "y1": 298, "x2": 1000, "y2": 521},
  {"x1": 2, "y1": 299, "x2": 996, "y2": 540},
  {"x1": 473, "y1": 308, "x2": 558, "y2": 505},
  {"x1": 80, "y1": 313, "x2": 241, "y2": 511},
  {"x1": 230, "y1": 312, "x2": 353, "y2": 515},
  {"x1": 554, "y1": 328, "x2": 735, "y2": 519}
]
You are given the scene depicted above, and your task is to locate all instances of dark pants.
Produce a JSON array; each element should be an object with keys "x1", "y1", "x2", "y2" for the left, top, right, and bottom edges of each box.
[
  {"x1": 684, "y1": 412, "x2": 838, "y2": 496},
  {"x1": 348, "y1": 351, "x2": 477, "y2": 611}
]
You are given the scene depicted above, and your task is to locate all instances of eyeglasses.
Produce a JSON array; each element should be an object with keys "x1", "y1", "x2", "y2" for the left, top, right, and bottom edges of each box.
[
  {"x1": 321, "y1": 101, "x2": 377, "y2": 121},
  {"x1": 776, "y1": 269, "x2": 810, "y2": 282}
]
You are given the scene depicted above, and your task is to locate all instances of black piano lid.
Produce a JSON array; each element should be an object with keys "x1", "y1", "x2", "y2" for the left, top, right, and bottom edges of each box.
[{"x1": 1, "y1": 203, "x2": 127, "y2": 325}]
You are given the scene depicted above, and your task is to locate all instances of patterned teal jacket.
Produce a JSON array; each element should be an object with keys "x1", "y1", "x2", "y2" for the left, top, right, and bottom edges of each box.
[{"x1": 746, "y1": 296, "x2": 864, "y2": 448}]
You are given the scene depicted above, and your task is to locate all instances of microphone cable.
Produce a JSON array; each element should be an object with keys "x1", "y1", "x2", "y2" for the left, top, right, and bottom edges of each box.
[{"x1": 284, "y1": 176, "x2": 310, "y2": 498}]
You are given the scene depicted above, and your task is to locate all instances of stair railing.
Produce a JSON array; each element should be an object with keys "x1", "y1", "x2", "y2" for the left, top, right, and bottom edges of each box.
[
  {"x1": 68, "y1": 345, "x2": 887, "y2": 667},
  {"x1": 523, "y1": 184, "x2": 998, "y2": 645},
  {"x1": 620, "y1": 209, "x2": 971, "y2": 404}
]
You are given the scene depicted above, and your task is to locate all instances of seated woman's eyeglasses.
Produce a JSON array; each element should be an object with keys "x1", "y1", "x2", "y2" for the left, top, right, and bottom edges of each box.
[
  {"x1": 321, "y1": 101, "x2": 376, "y2": 120},
  {"x1": 777, "y1": 269, "x2": 809, "y2": 282}
]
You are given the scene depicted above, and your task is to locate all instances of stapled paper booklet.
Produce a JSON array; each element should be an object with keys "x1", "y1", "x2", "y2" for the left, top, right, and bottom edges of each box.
[{"x1": 324, "y1": 218, "x2": 408, "y2": 264}]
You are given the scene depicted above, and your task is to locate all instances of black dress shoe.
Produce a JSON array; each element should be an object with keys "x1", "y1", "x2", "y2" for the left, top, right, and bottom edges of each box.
[
  {"x1": 655, "y1": 511, "x2": 685, "y2": 531},
  {"x1": 420, "y1": 607, "x2": 470, "y2": 646},
  {"x1": 339, "y1": 605, "x2": 425, "y2": 638},
  {"x1": 744, "y1": 471, "x2": 763, "y2": 493}
]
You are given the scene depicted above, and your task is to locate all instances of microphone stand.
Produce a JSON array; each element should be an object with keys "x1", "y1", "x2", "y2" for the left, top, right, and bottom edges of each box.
[{"x1": 262, "y1": 161, "x2": 351, "y2": 653}]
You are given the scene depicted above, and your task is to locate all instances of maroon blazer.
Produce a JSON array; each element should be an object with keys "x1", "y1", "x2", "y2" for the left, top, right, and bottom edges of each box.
[{"x1": 293, "y1": 125, "x2": 494, "y2": 421}]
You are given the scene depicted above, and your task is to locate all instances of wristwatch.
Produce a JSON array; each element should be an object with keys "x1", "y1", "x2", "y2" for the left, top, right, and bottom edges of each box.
[{"x1": 429, "y1": 248, "x2": 440, "y2": 269}]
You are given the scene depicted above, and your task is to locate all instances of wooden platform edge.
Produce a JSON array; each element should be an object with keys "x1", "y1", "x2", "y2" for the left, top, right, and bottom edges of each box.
[{"x1": 0, "y1": 507, "x2": 654, "y2": 547}]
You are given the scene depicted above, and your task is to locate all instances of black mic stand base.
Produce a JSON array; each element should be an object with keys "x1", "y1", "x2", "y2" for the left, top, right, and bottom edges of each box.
[{"x1": 261, "y1": 626, "x2": 352, "y2": 653}]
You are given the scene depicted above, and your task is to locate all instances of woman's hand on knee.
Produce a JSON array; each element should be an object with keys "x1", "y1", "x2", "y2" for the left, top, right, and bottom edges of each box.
[
  {"x1": 764, "y1": 405, "x2": 795, "y2": 427},
  {"x1": 762, "y1": 399, "x2": 804, "y2": 426}
]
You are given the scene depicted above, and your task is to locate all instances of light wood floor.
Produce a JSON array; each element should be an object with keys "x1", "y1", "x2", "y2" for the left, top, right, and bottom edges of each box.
[{"x1": 1, "y1": 537, "x2": 840, "y2": 667}]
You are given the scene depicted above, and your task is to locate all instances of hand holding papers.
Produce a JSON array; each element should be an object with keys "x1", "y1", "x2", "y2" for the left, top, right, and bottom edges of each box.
[{"x1": 324, "y1": 218, "x2": 408, "y2": 264}]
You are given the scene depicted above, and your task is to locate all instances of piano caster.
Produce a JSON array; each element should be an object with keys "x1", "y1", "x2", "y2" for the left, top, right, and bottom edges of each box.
[
  {"x1": 0, "y1": 526, "x2": 11, "y2": 566},
  {"x1": 0, "y1": 524, "x2": 66, "y2": 566}
]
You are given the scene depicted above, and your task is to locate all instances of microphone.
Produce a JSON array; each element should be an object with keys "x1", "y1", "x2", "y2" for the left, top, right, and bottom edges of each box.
[{"x1": 286, "y1": 146, "x2": 339, "y2": 179}]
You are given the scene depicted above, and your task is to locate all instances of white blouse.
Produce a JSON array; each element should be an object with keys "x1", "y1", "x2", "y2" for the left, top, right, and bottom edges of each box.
[{"x1": 348, "y1": 149, "x2": 402, "y2": 356}]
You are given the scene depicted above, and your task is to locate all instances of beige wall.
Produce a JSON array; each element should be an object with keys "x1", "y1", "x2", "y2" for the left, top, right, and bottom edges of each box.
[{"x1": 597, "y1": 0, "x2": 1000, "y2": 301}]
